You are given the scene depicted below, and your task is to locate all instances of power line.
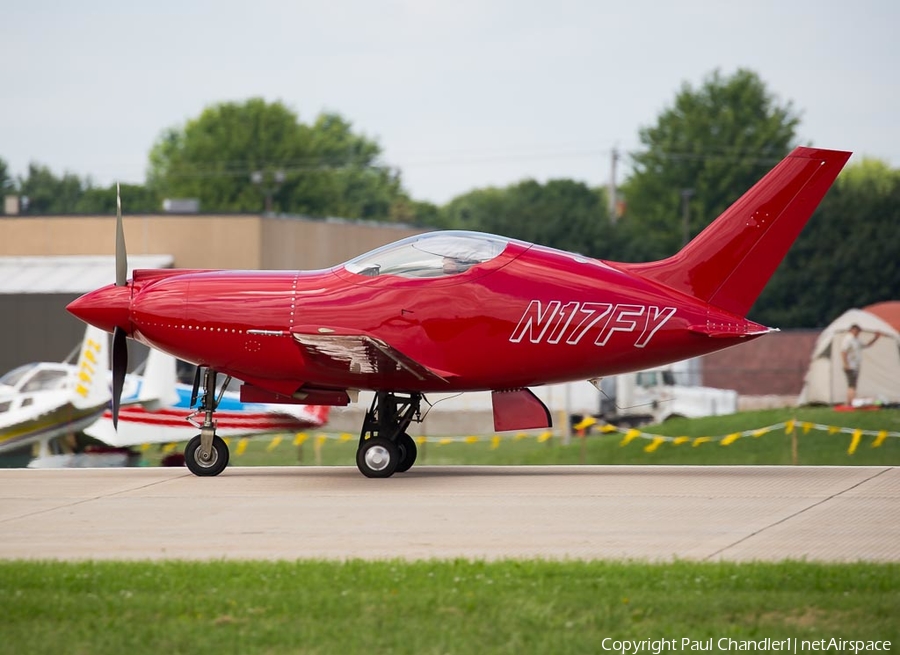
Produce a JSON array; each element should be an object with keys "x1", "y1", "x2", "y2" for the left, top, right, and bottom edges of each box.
[{"x1": 157, "y1": 145, "x2": 795, "y2": 180}]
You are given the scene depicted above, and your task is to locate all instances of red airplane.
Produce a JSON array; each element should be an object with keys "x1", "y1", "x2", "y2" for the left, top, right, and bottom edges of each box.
[{"x1": 68, "y1": 146, "x2": 850, "y2": 478}]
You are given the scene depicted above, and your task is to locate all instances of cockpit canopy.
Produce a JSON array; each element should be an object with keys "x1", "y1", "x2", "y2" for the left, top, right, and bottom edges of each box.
[
  {"x1": 344, "y1": 231, "x2": 510, "y2": 279},
  {"x1": 0, "y1": 364, "x2": 69, "y2": 393}
]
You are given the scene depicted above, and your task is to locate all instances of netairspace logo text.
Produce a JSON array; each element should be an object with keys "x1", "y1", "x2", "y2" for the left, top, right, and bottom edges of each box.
[{"x1": 599, "y1": 637, "x2": 892, "y2": 654}]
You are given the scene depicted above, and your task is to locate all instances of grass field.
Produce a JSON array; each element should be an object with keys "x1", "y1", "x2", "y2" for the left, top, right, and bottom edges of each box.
[
  {"x1": 138, "y1": 407, "x2": 900, "y2": 468},
  {"x1": 1, "y1": 560, "x2": 897, "y2": 655}
]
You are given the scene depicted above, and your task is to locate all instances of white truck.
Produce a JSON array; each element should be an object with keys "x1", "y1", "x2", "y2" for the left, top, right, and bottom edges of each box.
[{"x1": 570, "y1": 360, "x2": 738, "y2": 428}]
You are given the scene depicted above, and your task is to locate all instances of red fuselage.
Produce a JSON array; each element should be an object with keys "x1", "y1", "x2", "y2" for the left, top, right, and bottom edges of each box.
[{"x1": 70, "y1": 238, "x2": 765, "y2": 399}]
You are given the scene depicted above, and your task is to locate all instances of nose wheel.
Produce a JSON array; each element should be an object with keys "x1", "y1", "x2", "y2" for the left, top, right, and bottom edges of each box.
[
  {"x1": 185, "y1": 433, "x2": 230, "y2": 476},
  {"x1": 356, "y1": 392, "x2": 422, "y2": 478},
  {"x1": 182, "y1": 367, "x2": 232, "y2": 477}
]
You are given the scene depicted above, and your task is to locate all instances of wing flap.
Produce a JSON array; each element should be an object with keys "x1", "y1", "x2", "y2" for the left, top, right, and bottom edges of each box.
[{"x1": 291, "y1": 328, "x2": 450, "y2": 387}]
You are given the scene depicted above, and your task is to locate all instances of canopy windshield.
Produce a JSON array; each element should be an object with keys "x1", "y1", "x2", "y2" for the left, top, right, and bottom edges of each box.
[
  {"x1": 0, "y1": 364, "x2": 34, "y2": 389},
  {"x1": 0, "y1": 364, "x2": 69, "y2": 392},
  {"x1": 344, "y1": 231, "x2": 509, "y2": 278}
]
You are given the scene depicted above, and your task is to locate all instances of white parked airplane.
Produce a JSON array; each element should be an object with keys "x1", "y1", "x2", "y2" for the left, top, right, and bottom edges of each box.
[{"x1": 0, "y1": 325, "x2": 112, "y2": 457}]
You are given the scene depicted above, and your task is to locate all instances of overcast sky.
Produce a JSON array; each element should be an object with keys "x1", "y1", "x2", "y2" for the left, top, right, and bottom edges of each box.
[{"x1": 1, "y1": 0, "x2": 897, "y2": 205}]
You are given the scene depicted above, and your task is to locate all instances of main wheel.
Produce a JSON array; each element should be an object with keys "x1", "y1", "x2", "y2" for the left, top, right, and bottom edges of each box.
[
  {"x1": 356, "y1": 437, "x2": 399, "y2": 478},
  {"x1": 184, "y1": 434, "x2": 230, "y2": 477},
  {"x1": 395, "y1": 432, "x2": 417, "y2": 473}
]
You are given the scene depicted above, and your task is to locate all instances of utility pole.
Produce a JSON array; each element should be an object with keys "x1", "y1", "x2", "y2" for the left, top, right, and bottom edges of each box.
[
  {"x1": 251, "y1": 169, "x2": 286, "y2": 214},
  {"x1": 609, "y1": 147, "x2": 619, "y2": 223},
  {"x1": 681, "y1": 188, "x2": 694, "y2": 246}
]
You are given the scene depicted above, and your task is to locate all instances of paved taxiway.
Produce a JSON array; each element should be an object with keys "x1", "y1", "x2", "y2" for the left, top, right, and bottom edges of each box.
[{"x1": 0, "y1": 466, "x2": 897, "y2": 561}]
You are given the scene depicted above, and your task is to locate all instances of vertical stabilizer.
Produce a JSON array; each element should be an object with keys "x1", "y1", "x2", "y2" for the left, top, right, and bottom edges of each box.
[
  {"x1": 70, "y1": 326, "x2": 112, "y2": 410},
  {"x1": 620, "y1": 147, "x2": 851, "y2": 317}
]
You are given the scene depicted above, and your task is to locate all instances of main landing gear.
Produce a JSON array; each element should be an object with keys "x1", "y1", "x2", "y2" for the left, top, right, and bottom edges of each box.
[
  {"x1": 184, "y1": 367, "x2": 232, "y2": 477},
  {"x1": 356, "y1": 391, "x2": 423, "y2": 478}
]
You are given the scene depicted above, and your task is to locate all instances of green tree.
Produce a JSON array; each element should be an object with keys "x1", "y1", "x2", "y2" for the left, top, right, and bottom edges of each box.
[
  {"x1": 148, "y1": 99, "x2": 404, "y2": 219},
  {"x1": 620, "y1": 69, "x2": 800, "y2": 261},
  {"x1": 389, "y1": 195, "x2": 441, "y2": 226},
  {"x1": 18, "y1": 164, "x2": 85, "y2": 214},
  {"x1": 753, "y1": 159, "x2": 900, "y2": 327},
  {"x1": 441, "y1": 179, "x2": 615, "y2": 258},
  {"x1": 0, "y1": 157, "x2": 14, "y2": 198},
  {"x1": 292, "y1": 113, "x2": 402, "y2": 220},
  {"x1": 75, "y1": 183, "x2": 162, "y2": 214}
]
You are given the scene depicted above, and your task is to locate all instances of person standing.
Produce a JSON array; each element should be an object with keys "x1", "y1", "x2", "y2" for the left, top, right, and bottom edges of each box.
[{"x1": 841, "y1": 324, "x2": 881, "y2": 406}]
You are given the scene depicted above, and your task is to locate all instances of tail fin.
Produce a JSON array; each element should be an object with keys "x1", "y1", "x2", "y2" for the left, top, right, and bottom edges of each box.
[
  {"x1": 70, "y1": 325, "x2": 112, "y2": 410},
  {"x1": 137, "y1": 347, "x2": 180, "y2": 411},
  {"x1": 620, "y1": 147, "x2": 851, "y2": 317}
]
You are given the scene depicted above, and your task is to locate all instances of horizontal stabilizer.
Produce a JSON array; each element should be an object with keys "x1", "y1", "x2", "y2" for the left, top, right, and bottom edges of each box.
[{"x1": 687, "y1": 324, "x2": 776, "y2": 338}]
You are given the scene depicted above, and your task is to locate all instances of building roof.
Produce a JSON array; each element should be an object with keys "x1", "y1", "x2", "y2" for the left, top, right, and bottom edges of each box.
[
  {"x1": 863, "y1": 301, "x2": 900, "y2": 332},
  {"x1": 0, "y1": 255, "x2": 173, "y2": 294},
  {"x1": 701, "y1": 330, "x2": 820, "y2": 396}
]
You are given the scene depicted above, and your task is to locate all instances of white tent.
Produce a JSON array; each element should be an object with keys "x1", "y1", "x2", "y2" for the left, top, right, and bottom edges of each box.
[{"x1": 800, "y1": 307, "x2": 900, "y2": 405}]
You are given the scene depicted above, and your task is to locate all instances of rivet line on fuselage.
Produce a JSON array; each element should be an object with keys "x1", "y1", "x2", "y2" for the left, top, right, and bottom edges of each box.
[
  {"x1": 139, "y1": 322, "x2": 246, "y2": 334},
  {"x1": 289, "y1": 274, "x2": 299, "y2": 327}
]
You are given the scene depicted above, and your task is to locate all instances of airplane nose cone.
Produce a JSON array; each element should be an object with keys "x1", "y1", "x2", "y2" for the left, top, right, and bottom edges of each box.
[{"x1": 67, "y1": 284, "x2": 132, "y2": 334}]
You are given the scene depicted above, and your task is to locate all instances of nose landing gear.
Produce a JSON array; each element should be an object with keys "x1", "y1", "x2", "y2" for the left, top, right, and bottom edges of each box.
[{"x1": 184, "y1": 367, "x2": 232, "y2": 477}]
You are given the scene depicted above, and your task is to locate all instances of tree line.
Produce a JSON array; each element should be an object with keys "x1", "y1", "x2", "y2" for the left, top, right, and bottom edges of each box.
[{"x1": 2, "y1": 70, "x2": 898, "y2": 328}]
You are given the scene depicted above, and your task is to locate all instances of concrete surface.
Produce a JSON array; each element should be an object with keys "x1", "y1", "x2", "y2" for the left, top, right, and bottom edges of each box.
[{"x1": 0, "y1": 465, "x2": 897, "y2": 561}]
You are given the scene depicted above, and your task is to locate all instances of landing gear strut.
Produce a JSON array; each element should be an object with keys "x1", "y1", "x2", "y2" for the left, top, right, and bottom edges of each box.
[
  {"x1": 184, "y1": 367, "x2": 232, "y2": 477},
  {"x1": 356, "y1": 391, "x2": 422, "y2": 478}
]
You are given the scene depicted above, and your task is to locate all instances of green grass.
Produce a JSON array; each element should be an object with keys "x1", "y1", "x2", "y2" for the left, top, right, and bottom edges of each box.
[
  {"x1": 1, "y1": 560, "x2": 897, "y2": 655},
  {"x1": 138, "y1": 407, "x2": 900, "y2": 468}
]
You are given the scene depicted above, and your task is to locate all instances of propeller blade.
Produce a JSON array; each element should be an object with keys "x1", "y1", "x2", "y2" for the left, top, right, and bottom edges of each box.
[
  {"x1": 115, "y1": 182, "x2": 127, "y2": 287},
  {"x1": 111, "y1": 326, "x2": 128, "y2": 429},
  {"x1": 190, "y1": 366, "x2": 202, "y2": 408}
]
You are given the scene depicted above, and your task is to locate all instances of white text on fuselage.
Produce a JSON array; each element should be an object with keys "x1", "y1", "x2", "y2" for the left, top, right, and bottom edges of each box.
[{"x1": 509, "y1": 301, "x2": 676, "y2": 347}]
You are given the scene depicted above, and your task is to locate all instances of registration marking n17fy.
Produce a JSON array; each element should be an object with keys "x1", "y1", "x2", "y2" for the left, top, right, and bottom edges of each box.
[{"x1": 509, "y1": 301, "x2": 676, "y2": 347}]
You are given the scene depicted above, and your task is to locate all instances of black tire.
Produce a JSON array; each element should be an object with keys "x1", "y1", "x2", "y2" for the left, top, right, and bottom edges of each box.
[
  {"x1": 395, "y1": 432, "x2": 417, "y2": 473},
  {"x1": 184, "y1": 434, "x2": 230, "y2": 477},
  {"x1": 356, "y1": 437, "x2": 399, "y2": 478}
]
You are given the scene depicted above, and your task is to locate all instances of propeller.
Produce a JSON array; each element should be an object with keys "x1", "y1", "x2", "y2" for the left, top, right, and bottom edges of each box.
[
  {"x1": 115, "y1": 182, "x2": 127, "y2": 287},
  {"x1": 111, "y1": 182, "x2": 128, "y2": 428},
  {"x1": 111, "y1": 327, "x2": 128, "y2": 428}
]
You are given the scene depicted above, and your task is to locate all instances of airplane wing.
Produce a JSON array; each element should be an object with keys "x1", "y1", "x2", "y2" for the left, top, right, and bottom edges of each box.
[{"x1": 291, "y1": 328, "x2": 452, "y2": 387}]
